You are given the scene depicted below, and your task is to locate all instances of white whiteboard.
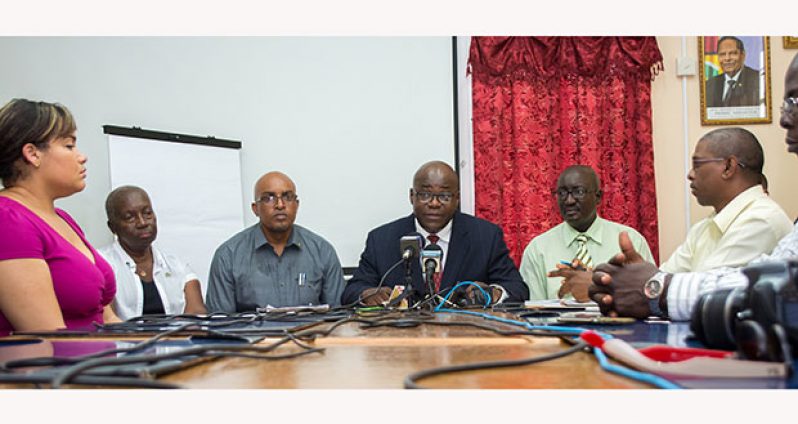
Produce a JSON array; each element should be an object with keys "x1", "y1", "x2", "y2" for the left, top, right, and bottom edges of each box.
[{"x1": 108, "y1": 133, "x2": 245, "y2": 294}]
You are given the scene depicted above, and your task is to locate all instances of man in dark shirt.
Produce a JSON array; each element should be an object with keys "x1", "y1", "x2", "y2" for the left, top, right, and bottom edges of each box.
[
  {"x1": 341, "y1": 161, "x2": 528, "y2": 306},
  {"x1": 706, "y1": 36, "x2": 761, "y2": 108}
]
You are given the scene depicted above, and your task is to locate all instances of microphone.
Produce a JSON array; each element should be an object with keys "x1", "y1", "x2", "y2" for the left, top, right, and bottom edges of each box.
[
  {"x1": 399, "y1": 233, "x2": 424, "y2": 262},
  {"x1": 421, "y1": 244, "x2": 443, "y2": 296}
]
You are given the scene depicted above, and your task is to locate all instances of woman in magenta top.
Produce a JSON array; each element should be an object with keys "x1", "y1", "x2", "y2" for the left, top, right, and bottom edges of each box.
[{"x1": 0, "y1": 99, "x2": 117, "y2": 336}]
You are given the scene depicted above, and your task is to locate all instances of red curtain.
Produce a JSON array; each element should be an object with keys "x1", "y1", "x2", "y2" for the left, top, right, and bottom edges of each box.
[{"x1": 469, "y1": 37, "x2": 663, "y2": 266}]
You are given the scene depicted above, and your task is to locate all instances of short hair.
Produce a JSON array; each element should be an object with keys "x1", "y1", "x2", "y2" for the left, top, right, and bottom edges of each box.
[
  {"x1": 105, "y1": 185, "x2": 148, "y2": 222},
  {"x1": 0, "y1": 99, "x2": 76, "y2": 187},
  {"x1": 701, "y1": 127, "x2": 764, "y2": 175},
  {"x1": 558, "y1": 165, "x2": 601, "y2": 191},
  {"x1": 718, "y1": 36, "x2": 745, "y2": 53}
]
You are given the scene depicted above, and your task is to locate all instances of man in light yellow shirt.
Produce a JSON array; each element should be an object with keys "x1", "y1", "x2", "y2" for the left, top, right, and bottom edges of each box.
[
  {"x1": 520, "y1": 166, "x2": 654, "y2": 301},
  {"x1": 660, "y1": 128, "x2": 792, "y2": 273}
]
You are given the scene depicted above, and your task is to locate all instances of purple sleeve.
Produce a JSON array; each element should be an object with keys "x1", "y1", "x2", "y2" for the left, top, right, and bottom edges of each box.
[{"x1": 0, "y1": 207, "x2": 45, "y2": 260}]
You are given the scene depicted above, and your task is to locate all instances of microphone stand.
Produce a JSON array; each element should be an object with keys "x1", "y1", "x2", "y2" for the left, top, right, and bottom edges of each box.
[
  {"x1": 423, "y1": 260, "x2": 437, "y2": 308},
  {"x1": 387, "y1": 251, "x2": 417, "y2": 309},
  {"x1": 402, "y1": 255, "x2": 417, "y2": 306}
]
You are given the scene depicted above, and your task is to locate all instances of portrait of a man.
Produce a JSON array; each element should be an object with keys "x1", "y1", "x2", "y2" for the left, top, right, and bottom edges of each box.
[
  {"x1": 700, "y1": 35, "x2": 771, "y2": 125},
  {"x1": 705, "y1": 36, "x2": 760, "y2": 107}
]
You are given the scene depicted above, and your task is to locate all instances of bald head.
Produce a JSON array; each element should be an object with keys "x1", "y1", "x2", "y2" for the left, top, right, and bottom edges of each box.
[
  {"x1": 253, "y1": 171, "x2": 296, "y2": 200},
  {"x1": 701, "y1": 127, "x2": 764, "y2": 179},
  {"x1": 105, "y1": 185, "x2": 149, "y2": 222},
  {"x1": 413, "y1": 161, "x2": 459, "y2": 188},
  {"x1": 557, "y1": 165, "x2": 601, "y2": 192}
]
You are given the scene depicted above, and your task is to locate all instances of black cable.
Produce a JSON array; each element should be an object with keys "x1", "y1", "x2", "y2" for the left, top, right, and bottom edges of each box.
[
  {"x1": 360, "y1": 318, "x2": 578, "y2": 337},
  {"x1": 2, "y1": 323, "x2": 198, "y2": 370},
  {"x1": 340, "y1": 258, "x2": 405, "y2": 309},
  {"x1": 404, "y1": 341, "x2": 588, "y2": 389},
  {"x1": 50, "y1": 334, "x2": 321, "y2": 388},
  {"x1": 0, "y1": 373, "x2": 181, "y2": 389}
]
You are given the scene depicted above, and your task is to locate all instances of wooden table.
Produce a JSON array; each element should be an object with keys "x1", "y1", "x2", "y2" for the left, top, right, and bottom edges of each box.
[{"x1": 151, "y1": 311, "x2": 648, "y2": 389}]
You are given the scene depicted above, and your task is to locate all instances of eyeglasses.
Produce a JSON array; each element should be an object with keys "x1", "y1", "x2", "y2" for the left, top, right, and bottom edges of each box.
[
  {"x1": 553, "y1": 187, "x2": 595, "y2": 200},
  {"x1": 781, "y1": 97, "x2": 798, "y2": 116},
  {"x1": 255, "y1": 192, "x2": 297, "y2": 205},
  {"x1": 413, "y1": 190, "x2": 455, "y2": 204},
  {"x1": 691, "y1": 157, "x2": 749, "y2": 171}
]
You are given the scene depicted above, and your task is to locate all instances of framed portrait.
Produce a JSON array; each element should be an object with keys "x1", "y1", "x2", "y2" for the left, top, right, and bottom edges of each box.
[
  {"x1": 784, "y1": 37, "x2": 798, "y2": 49},
  {"x1": 699, "y1": 36, "x2": 771, "y2": 126}
]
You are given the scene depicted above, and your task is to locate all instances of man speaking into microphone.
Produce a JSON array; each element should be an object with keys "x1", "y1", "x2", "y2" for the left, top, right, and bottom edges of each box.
[{"x1": 341, "y1": 161, "x2": 528, "y2": 306}]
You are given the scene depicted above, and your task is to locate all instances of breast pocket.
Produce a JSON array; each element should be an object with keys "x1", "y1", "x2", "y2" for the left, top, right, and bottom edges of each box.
[{"x1": 295, "y1": 270, "x2": 323, "y2": 305}]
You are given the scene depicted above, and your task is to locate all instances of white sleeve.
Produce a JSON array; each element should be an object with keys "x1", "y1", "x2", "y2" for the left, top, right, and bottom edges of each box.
[{"x1": 666, "y1": 223, "x2": 798, "y2": 320}]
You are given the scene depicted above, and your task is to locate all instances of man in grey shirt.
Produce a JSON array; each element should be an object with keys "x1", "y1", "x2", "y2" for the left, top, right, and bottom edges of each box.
[{"x1": 206, "y1": 171, "x2": 345, "y2": 312}]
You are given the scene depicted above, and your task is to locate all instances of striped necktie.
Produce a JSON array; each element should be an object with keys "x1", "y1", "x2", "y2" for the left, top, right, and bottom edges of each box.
[{"x1": 573, "y1": 234, "x2": 593, "y2": 269}]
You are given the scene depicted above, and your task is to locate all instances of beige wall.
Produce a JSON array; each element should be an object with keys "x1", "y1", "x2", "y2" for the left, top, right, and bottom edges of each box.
[{"x1": 652, "y1": 36, "x2": 798, "y2": 262}]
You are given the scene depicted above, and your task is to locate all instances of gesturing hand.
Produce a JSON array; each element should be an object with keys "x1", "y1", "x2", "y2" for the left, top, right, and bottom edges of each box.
[
  {"x1": 587, "y1": 231, "x2": 658, "y2": 319},
  {"x1": 589, "y1": 261, "x2": 659, "y2": 319},
  {"x1": 548, "y1": 259, "x2": 592, "y2": 302},
  {"x1": 606, "y1": 231, "x2": 645, "y2": 266}
]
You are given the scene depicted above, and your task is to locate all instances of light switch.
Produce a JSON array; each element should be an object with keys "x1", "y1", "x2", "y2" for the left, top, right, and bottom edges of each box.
[{"x1": 676, "y1": 57, "x2": 697, "y2": 76}]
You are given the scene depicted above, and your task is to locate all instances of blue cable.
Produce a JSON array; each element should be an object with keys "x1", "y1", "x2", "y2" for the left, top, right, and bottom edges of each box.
[
  {"x1": 435, "y1": 308, "x2": 589, "y2": 336},
  {"x1": 593, "y1": 347, "x2": 682, "y2": 389},
  {"x1": 434, "y1": 281, "x2": 491, "y2": 312},
  {"x1": 434, "y1": 308, "x2": 682, "y2": 390}
]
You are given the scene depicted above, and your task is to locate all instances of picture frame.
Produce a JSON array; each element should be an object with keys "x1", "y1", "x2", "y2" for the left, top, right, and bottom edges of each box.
[
  {"x1": 784, "y1": 37, "x2": 798, "y2": 49},
  {"x1": 699, "y1": 36, "x2": 771, "y2": 126}
]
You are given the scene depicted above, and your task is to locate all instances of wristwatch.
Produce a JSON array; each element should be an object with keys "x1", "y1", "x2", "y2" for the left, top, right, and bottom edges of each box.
[{"x1": 643, "y1": 272, "x2": 667, "y2": 317}]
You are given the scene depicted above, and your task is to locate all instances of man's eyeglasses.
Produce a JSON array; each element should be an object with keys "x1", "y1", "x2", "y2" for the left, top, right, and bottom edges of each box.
[
  {"x1": 553, "y1": 187, "x2": 595, "y2": 200},
  {"x1": 413, "y1": 190, "x2": 455, "y2": 204},
  {"x1": 255, "y1": 192, "x2": 297, "y2": 205},
  {"x1": 692, "y1": 157, "x2": 749, "y2": 171},
  {"x1": 781, "y1": 97, "x2": 798, "y2": 116}
]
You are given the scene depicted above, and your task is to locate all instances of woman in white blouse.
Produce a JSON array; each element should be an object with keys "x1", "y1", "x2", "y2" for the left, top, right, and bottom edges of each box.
[{"x1": 99, "y1": 185, "x2": 206, "y2": 320}]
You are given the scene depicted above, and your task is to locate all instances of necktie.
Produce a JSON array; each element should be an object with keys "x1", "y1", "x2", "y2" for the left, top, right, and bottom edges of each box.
[
  {"x1": 573, "y1": 234, "x2": 593, "y2": 270},
  {"x1": 723, "y1": 80, "x2": 737, "y2": 105},
  {"x1": 426, "y1": 234, "x2": 442, "y2": 292}
]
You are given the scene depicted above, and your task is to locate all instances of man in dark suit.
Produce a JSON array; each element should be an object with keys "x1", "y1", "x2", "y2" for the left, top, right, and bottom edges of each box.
[
  {"x1": 706, "y1": 36, "x2": 761, "y2": 108},
  {"x1": 341, "y1": 161, "x2": 529, "y2": 306}
]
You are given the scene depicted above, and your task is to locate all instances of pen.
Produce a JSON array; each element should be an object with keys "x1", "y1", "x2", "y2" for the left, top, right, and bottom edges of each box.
[{"x1": 559, "y1": 260, "x2": 586, "y2": 271}]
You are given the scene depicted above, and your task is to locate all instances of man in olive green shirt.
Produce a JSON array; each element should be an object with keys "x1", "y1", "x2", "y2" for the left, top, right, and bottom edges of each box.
[{"x1": 519, "y1": 166, "x2": 654, "y2": 301}]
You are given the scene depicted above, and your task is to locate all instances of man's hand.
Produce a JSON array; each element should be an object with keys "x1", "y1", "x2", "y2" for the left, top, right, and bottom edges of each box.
[
  {"x1": 548, "y1": 260, "x2": 592, "y2": 302},
  {"x1": 589, "y1": 261, "x2": 659, "y2": 319},
  {"x1": 359, "y1": 287, "x2": 393, "y2": 306},
  {"x1": 586, "y1": 231, "x2": 658, "y2": 319},
  {"x1": 607, "y1": 231, "x2": 645, "y2": 266},
  {"x1": 449, "y1": 281, "x2": 502, "y2": 307}
]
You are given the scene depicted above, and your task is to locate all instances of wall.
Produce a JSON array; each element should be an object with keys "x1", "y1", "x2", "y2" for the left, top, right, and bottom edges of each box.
[
  {"x1": 0, "y1": 37, "x2": 455, "y2": 269},
  {"x1": 652, "y1": 36, "x2": 798, "y2": 261},
  {"x1": 2, "y1": 36, "x2": 795, "y2": 268}
]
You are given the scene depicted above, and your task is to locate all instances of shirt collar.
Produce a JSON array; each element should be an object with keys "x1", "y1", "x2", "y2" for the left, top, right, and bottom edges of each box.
[
  {"x1": 562, "y1": 215, "x2": 605, "y2": 247},
  {"x1": 711, "y1": 185, "x2": 766, "y2": 234},
  {"x1": 415, "y1": 217, "x2": 453, "y2": 244},
  {"x1": 252, "y1": 224, "x2": 303, "y2": 251},
  {"x1": 112, "y1": 239, "x2": 168, "y2": 274},
  {"x1": 724, "y1": 69, "x2": 742, "y2": 83}
]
